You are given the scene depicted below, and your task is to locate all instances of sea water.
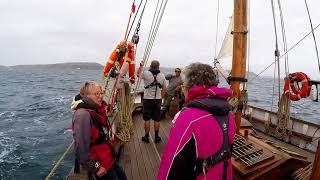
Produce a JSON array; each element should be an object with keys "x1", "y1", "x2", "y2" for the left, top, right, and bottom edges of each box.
[{"x1": 0, "y1": 68, "x2": 319, "y2": 179}]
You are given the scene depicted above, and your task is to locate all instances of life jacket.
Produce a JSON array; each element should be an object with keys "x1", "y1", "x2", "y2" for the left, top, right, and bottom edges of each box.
[
  {"x1": 144, "y1": 70, "x2": 163, "y2": 98},
  {"x1": 72, "y1": 95, "x2": 116, "y2": 169},
  {"x1": 186, "y1": 97, "x2": 232, "y2": 180},
  {"x1": 84, "y1": 109, "x2": 116, "y2": 158}
]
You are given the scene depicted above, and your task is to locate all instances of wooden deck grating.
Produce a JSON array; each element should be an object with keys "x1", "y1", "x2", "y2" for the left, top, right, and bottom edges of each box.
[{"x1": 119, "y1": 113, "x2": 172, "y2": 180}]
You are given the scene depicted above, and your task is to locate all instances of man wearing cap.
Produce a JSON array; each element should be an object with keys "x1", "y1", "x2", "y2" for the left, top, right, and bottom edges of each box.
[{"x1": 162, "y1": 68, "x2": 183, "y2": 118}]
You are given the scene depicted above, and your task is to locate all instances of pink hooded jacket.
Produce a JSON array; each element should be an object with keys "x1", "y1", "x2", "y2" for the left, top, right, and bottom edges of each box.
[{"x1": 157, "y1": 85, "x2": 236, "y2": 180}]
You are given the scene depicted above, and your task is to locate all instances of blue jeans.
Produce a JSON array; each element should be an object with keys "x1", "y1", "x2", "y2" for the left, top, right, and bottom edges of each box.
[{"x1": 94, "y1": 163, "x2": 127, "y2": 180}]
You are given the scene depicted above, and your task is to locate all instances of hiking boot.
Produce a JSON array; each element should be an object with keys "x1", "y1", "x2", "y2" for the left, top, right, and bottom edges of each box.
[
  {"x1": 142, "y1": 136, "x2": 150, "y2": 143},
  {"x1": 155, "y1": 136, "x2": 162, "y2": 143}
]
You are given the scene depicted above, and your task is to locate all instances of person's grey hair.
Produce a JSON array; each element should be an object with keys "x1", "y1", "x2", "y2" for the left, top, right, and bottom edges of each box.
[
  {"x1": 150, "y1": 60, "x2": 160, "y2": 70},
  {"x1": 183, "y1": 63, "x2": 219, "y2": 90},
  {"x1": 79, "y1": 81, "x2": 101, "y2": 97}
]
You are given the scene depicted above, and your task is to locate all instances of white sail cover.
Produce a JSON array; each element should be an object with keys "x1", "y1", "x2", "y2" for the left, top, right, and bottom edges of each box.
[{"x1": 216, "y1": 16, "x2": 233, "y2": 60}]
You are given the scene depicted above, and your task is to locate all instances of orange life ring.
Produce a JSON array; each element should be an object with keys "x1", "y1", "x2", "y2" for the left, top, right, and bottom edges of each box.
[
  {"x1": 103, "y1": 41, "x2": 136, "y2": 83},
  {"x1": 283, "y1": 72, "x2": 310, "y2": 101},
  {"x1": 290, "y1": 72, "x2": 311, "y2": 96}
]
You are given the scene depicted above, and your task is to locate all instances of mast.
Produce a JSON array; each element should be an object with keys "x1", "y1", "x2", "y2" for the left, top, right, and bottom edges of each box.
[{"x1": 230, "y1": 0, "x2": 248, "y2": 130}]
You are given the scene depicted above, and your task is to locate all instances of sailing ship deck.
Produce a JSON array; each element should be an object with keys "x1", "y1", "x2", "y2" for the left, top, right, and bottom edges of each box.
[
  {"x1": 119, "y1": 113, "x2": 172, "y2": 180},
  {"x1": 68, "y1": 111, "x2": 315, "y2": 180}
]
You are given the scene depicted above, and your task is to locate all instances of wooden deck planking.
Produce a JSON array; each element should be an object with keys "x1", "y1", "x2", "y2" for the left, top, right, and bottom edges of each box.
[
  {"x1": 119, "y1": 113, "x2": 173, "y2": 180},
  {"x1": 119, "y1": 143, "x2": 132, "y2": 180},
  {"x1": 131, "y1": 118, "x2": 150, "y2": 180},
  {"x1": 134, "y1": 114, "x2": 159, "y2": 179},
  {"x1": 127, "y1": 134, "x2": 140, "y2": 180},
  {"x1": 133, "y1": 114, "x2": 157, "y2": 180}
]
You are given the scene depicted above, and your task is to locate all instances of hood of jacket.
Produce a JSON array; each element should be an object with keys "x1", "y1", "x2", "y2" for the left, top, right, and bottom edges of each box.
[
  {"x1": 71, "y1": 94, "x2": 107, "y2": 126},
  {"x1": 185, "y1": 85, "x2": 232, "y2": 103}
]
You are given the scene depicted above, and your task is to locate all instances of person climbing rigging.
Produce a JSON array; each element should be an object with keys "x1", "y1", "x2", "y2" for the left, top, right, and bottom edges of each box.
[
  {"x1": 71, "y1": 81, "x2": 127, "y2": 180},
  {"x1": 137, "y1": 60, "x2": 167, "y2": 143},
  {"x1": 157, "y1": 63, "x2": 236, "y2": 180}
]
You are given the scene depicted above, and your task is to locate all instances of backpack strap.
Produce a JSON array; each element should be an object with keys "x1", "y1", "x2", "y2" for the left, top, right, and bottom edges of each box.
[
  {"x1": 144, "y1": 71, "x2": 163, "y2": 89},
  {"x1": 187, "y1": 98, "x2": 232, "y2": 180},
  {"x1": 144, "y1": 71, "x2": 163, "y2": 98}
]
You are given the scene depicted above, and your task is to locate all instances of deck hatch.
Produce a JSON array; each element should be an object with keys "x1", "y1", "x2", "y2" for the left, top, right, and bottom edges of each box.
[{"x1": 233, "y1": 134, "x2": 272, "y2": 168}]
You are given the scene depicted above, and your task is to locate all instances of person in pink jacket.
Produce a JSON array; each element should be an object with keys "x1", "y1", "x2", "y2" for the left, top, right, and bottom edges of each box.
[{"x1": 157, "y1": 63, "x2": 236, "y2": 180}]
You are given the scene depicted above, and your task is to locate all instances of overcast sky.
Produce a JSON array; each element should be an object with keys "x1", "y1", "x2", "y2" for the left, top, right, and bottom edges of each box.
[{"x1": 1, "y1": 0, "x2": 320, "y2": 78}]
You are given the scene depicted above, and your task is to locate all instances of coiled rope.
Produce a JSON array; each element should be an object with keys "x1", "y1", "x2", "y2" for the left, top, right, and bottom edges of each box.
[
  {"x1": 115, "y1": 83, "x2": 134, "y2": 143},
  {"x1": 276, "y1": 93, "x2": 291, "y2": 138},
  {"x1": 291, "y1": 163, "x2": 313, "y2": 180}
]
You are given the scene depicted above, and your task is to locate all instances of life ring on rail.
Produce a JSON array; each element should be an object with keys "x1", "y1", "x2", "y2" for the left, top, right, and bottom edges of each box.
[
  {"x1": 289, "y1": 72, "x2": 311, "y2": 97},
  {"x1": 283, "y1": 72, "x2": 310, "y2": 101},
  {"x1": 103, "y1": 41, "x2": 136, "y2": 84}
]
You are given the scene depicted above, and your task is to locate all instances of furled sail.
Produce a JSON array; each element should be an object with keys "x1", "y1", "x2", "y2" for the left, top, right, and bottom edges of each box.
[{"x1": 216, "y1": 16, "x2": 233, "y2": 60}]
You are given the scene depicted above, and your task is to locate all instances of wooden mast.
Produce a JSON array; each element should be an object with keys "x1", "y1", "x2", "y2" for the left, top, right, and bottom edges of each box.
[{"x1": 230, "y1": 0, "x2": 248, "y2": 130}]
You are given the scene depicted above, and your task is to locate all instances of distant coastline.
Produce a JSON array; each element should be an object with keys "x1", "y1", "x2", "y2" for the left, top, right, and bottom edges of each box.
[
  {"x1": 1, "y1": 62, "x2": 104, "y2": 70},
  {"x1": 0, "y1": 62, "x2": 259, "y2": 77}
]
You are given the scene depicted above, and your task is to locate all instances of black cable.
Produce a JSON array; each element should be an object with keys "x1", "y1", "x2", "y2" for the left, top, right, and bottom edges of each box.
[
  {"x1": 304, "y1": 0, "x2": 320, "y2": 74},
  {"x1": 250, "y1": 22, "x2": 320, "y2": 82},
  {"x1": 125, "y1": 0, "x2": 144, "y2": 41},
  {"x1": 134, "y1": 0, "x2": 148, "y2": 36}
]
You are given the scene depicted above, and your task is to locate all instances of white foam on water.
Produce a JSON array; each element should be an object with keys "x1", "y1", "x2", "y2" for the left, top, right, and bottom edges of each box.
[
  {"x1": 0, "y1": 133, "x2": 18, "y2": 163},
  {"x1": 33, "y1": 116, "x2": 47, "y2": 126},
  {"x1": 0, "y1": 111, "x2": 16, "y2": 118}
]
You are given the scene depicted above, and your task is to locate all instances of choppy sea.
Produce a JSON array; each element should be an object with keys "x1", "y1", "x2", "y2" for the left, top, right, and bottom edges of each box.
[{"x1": 0, "y1": 68, "x2": 319, "y2": 179}]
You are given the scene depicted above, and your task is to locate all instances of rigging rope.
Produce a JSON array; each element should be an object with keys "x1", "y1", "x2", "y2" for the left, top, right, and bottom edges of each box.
[
  {"x1": 276, "y1": 0, "x2": 289, "y2": 101},
  {"x1": 143, "y1": 0, "x2": 168, "y2": 62},
  {"x1": 126, "y1": 0, "x2": 148, "y2": 41},
  {"x1": 134, "y1": 0, "x2": 169, "y2": 96},
  {"x1": 214, "y1": 0, "x2": 220, "y2": 59},
  {"x1": 45, "y1": 141, "x2": 74, "y2": 180},
  {"x1": 276, "y1": 0, "x2": 292, "y2": 140},
  {"x1": 277, "y1": 0, "x2": 290, "y2": 76},
  {"x1": 111, "y1": 0, "x2": 169, "y2": 142},
  {"x1": 304, "y1": 0, "x2": 320, "y2": 74},
  {"x1": 133, "y1": 0, "x2": 148, "y2": 37},
  {"x1": 250, "y1": 22, "x2": 320, "y2": 82},
  {"x1": 270, "y1": 0, "x2": 281, "y2": 102},
  {"x1": 124, "y1": 0, "x2": 136, "y2": 40}
]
